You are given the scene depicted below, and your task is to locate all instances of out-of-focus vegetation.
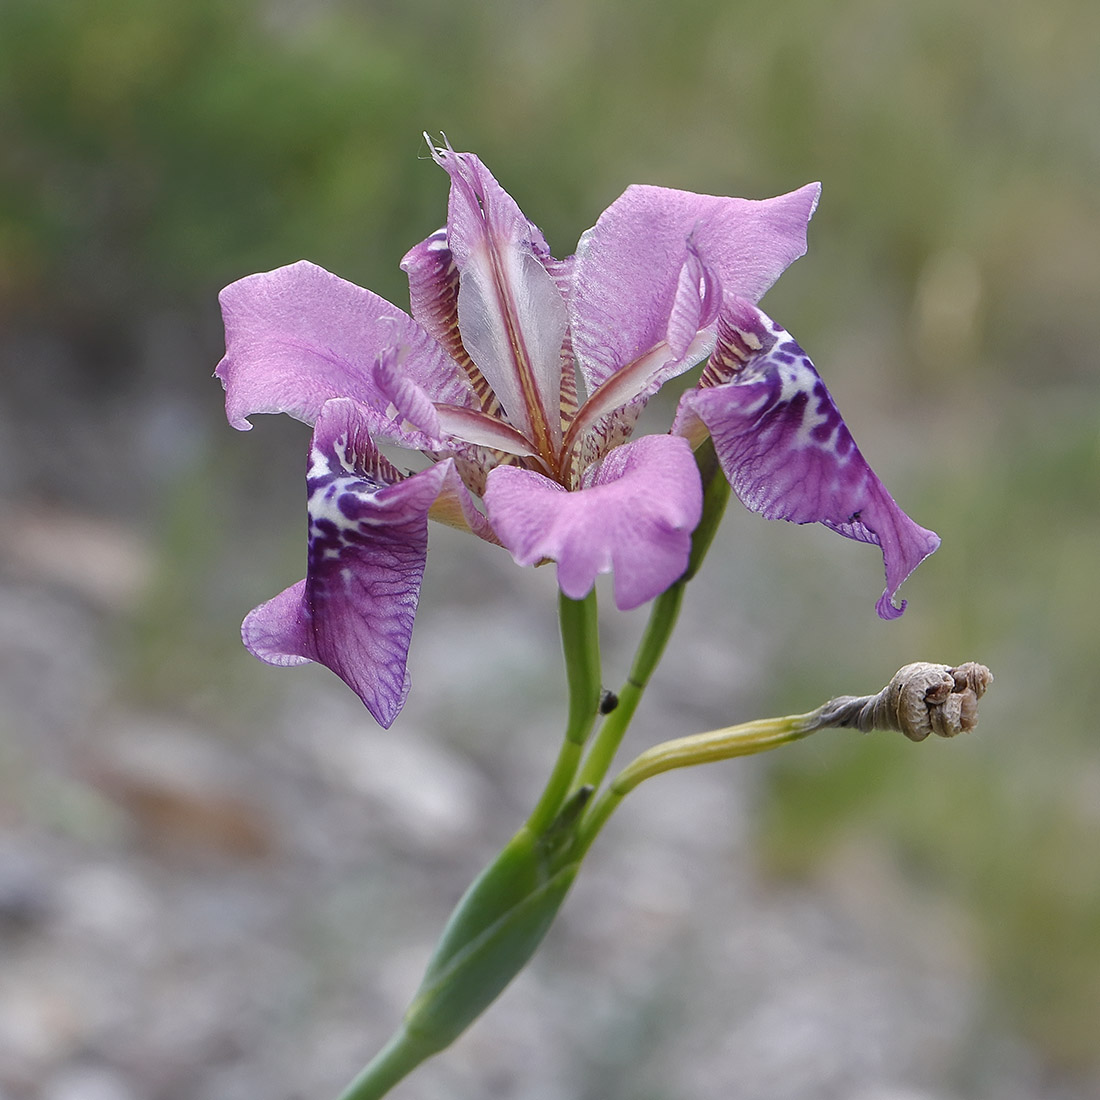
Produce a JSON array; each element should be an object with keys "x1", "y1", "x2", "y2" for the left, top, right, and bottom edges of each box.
[{"x1": 3, "y1": 0, "x2": 1098, "y2": 1078}]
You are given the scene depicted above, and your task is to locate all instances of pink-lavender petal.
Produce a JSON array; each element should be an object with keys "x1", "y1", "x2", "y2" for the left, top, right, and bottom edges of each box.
[
  {"x1": 371, "y1": 346, "x2": 443, "y2": 440},
  {"x1": 483, "y1": 434, "x2": 703, "y2": 610},
  {"x1": 570, "y1": 182, "x2": 821, "y2": 395},
  {"x1": 216, "y1": 260, "x2": 474, "y2": 436},
  {"x1": 429, "y1": 142, "x2": 567, "y2": 448}
]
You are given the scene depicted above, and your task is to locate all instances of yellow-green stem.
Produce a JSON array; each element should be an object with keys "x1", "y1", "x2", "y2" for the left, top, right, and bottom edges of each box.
[{"x1": 573, "y1": 710, "x2": 822, "y2": 858}]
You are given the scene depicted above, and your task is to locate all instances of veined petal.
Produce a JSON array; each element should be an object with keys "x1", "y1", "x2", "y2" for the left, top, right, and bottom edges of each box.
[
  {"x1": 425, "y1": 457, "x2": 500, "y2": 543},
  {"x1": 433, "y1": 405, "x2": 540, "y2": 458},
  {"x1": 564, "y1": 242, "x2": 721, "y2": 462},
  {"x1": 570, "y1": 181, "x2": 820, "y2": 395},
  {"x1": 483, "y1": 434, "x2": 703, "y2": 610},
  {"x1": 242, "y1": 398, "x2": 465, "y2": 726},
  {"x1": 674, "y1": 300, "x2": 940, "y2": 620},
  {"x1": 401, "y1": 228, "x2": 502, "y2": 418},
  {"x1": 667, "y1": 240, "x2": 723, "y2": 360},
  {"x1": 429, "y1": 140, "x2": 568, "y2": 457},
  {"x1": 217, "y1": 260, "x2": 475, "y2": 433}
]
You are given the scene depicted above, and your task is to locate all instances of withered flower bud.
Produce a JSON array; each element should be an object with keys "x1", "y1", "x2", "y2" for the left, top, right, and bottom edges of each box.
[{"x1": 819, "y1": 662, "x2": 993, "y2": 741}]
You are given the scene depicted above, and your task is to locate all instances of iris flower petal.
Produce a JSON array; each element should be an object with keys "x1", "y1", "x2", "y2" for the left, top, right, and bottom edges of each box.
[
  {"x1": 675, "y1": 299, "x2": 940, "y2": 619},
  {"x1": 242, "y1": 398, "x2": 477, "y2": 726},
  {"x1": 570, "y1": 182, "x2": 821, "y2": 396},
  {"x1": 217, "y1": 260, "x2": 475, "y2": 434},
  {"x1": 430, "y1": 142, "x2": 568, "y2": 453},
  {"x1": 483, "y1": 434, "x2": 703, "y2": 610}
]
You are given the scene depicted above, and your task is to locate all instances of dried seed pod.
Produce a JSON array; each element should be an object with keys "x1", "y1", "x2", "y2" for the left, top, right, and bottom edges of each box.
[{"x1": 819, "y1": 662, "x2": 993, "y2": 740}]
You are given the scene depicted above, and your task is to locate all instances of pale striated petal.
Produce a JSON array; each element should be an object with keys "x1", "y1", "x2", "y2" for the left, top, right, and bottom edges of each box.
[
  {"x1": 401, "y1": 229, "x2": 502, "y2": 418},
  {"x1": 674, "y1": 299, "x2": 940, "y2": 619},
  {"x1": 241, "y1": 398, "x2": 470, "y2": 726},
  {"x1": 563, "y1": 328, "x2": 713, "y2": 474},
  {"x1": 426, "y1": 458, "x2": 501, "y2": 544},
  {"x1": 483, "y1": 434, "x2": 703, "y2": 610},
  {"x1": 217, "y1": 260, "x2": 475, "y2": 434},
  {"x1": 541, "y1": 254, "x2": 581, "y2": 427},
  {"x1": 429, "y1": 142, "x2": 568, "y2": 453},
  {"x1": 564, "y1": 245, "x2": 720, "y2": 463},
  {"x1": 564, "y1": 243, "x2": 721, "y2": 461},
  {"x1": 570, "y1": 182, "x2": 821, "y2": 395},
  {"x1": 564, "y1": 402, "x2": 644, "y2": 488},
  {"x1": 433, "y1": 405, "x2": 540, "y2": 458}
]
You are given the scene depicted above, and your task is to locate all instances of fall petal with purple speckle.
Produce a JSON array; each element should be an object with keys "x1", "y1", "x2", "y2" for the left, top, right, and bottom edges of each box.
[
  {"x1": 241, "y1": 398, "x2": 488, "y2": 726},
  {"x1": 673, "y1": 297, "x2": 940, "y2": 618}
]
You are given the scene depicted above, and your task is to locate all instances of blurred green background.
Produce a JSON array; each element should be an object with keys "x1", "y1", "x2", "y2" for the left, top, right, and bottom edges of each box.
[{"x1": 2, "y1": 0, "x2": 1098, "y2": 1095}]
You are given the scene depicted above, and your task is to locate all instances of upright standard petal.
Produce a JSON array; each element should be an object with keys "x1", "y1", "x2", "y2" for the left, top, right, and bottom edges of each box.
[
  {"x1": 401, "y1": 228, "x2": 503, "y2": 419},
  {"x1": 242, "y1": 398, "x2": 469, "y2": 726},
  {"x1": 217, "y1": 260, "x2": 475, "y2": 433},
  {"x1": 561, "y1": 243, "x2": 720, "y2": 470},
  {"x1": 483, "y1": 434, "x2": 703, "y2": 611},
  {"x1": 675, "y1": 300, "x2": 940, "y2": 619},
  {"x1": 429, "y1": 142, "x2": 568, "y2": 459},
  {"x1": 570, "y1": 182, "x2": 821, "y2": 395}
]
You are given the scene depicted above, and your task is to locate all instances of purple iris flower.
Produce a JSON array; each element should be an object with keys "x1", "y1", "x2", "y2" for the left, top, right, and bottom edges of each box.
[{"x1": 217, "y1": 140, "x2": 938, "y2": 726}]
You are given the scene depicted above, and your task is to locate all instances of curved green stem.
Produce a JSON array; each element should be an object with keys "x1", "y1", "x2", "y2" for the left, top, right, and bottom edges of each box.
[
  {"x1": 573, "y1": 582, "x2": 685, "y2": 793},
  {"x1": 334, "y1": 443, "x2": 730, "y2": 1099},
  {"x1": 558, "y1": 589, "x2": 602, "y2": 747},
  {"x1": 526, "y1": 590, "x2": 601, "y2": 835}
]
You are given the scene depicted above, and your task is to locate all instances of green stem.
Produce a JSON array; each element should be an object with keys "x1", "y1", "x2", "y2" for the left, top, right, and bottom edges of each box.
[
  {"x1": 335, "y1": 1025, "x2": 442, "y2": 1100},
  {"x1": 526, "y1": 591, "x2": 601, "y2": 835},
  {"x1": 525, "y1": 738, "x2": 584, "y2": 836},
  {"x1": 334, "y1": 443, "x2": 730, "y2": 1099},
  {"x1": 558, "y1": 589, "x2": 602, "y2": 747},
  {"x1": 573, "y1": 582, "x2": 685, "y2": 793}
]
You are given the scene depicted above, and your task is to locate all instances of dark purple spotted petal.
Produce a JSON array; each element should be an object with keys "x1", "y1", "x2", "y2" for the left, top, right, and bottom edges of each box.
[
  {"x1": 483, "y1": 434, "x2": 703, "y2": 610},
  {"x1": 675, "y1": 299, "x2": 940, "y2": 619},
  {"x1": 217, "y1": 260, "x2": 476, "y2": 436},
  {"x1": 242, "y1": 398, "x2": 469, "y2": 726}
]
